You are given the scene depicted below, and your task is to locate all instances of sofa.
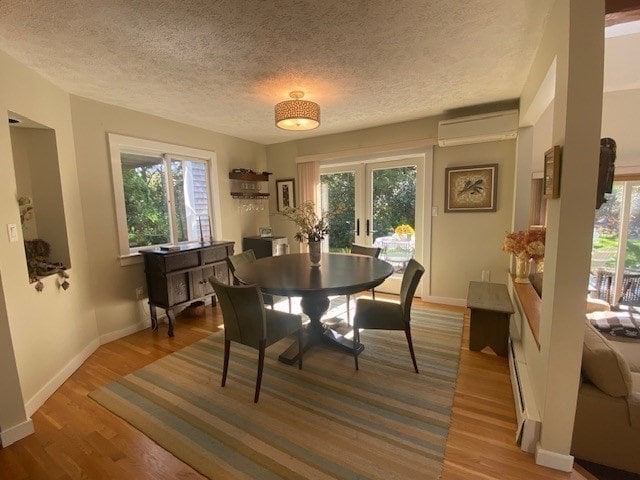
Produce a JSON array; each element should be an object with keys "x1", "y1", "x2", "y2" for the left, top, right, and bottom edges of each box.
[{"x1": 571, "y1": 316, "x2": 640, "y2": 474}]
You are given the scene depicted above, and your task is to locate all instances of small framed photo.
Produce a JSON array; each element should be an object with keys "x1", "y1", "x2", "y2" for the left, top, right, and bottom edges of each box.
[
  {"x1": 445, "y1": 163, "x2": 498, "y2": 212},
  {"x1": 276, "y1": 178, "x2": 295, "y2": 211},
  {"x1": 259, "y1": 227, "x2": 273, "y2": 237},
  {"x1": 543, "y1": 146, "x2": 562, "y2": 199}
]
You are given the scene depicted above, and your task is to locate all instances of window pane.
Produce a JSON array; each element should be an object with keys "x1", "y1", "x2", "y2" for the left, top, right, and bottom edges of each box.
[
  {"x1": 372, "y1": 166, "x2": 416, "y2": 274},
  {"x1": 172, "y1": 159, "x2": 211, "y2": 242},
  {"x1": 121, "y1": 153, "x2": 170, "y2": 248},
  {"x1": 320, "y1": 172, "x2": 355, "y2": 252},
  {"x1": 590, "y1": 182, "x2": 622, "y2": 302}
]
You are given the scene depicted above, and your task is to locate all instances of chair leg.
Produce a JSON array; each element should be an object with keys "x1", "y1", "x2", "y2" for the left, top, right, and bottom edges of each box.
[
  {"x1": 288, "y1": 297, "x2": 292, "y2": 313},
  {"x1": 346, "y1": 294, "x2": 351, "y2": 326},
  {"x1": 405, "y1": 325, "x2": 419, "y2": 373},
  {"x1": 221, "y1": 339, "x2": 230, "y2": 387},
  {"x1": 298, "y1": 328, "x2": 303, "y2": 370},
  {"x1": 254, "y1": 339, "x2": 266, "y2": 403},
  {"x1": 353, "y1": 323, "x2": 360, "y2": 370},
  {"x1": 371, "y1": 288, "x2": 375, "y2": 300}
]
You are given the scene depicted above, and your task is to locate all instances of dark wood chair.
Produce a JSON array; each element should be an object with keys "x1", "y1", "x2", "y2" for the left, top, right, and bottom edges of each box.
[
  {"x1": 346, "y1": 244, "x2": 382, "y2": 325},
  {"x1": 226, "y1": 250, "x2": 278, "y2": 309},
  {"x1": 209, "y1": 277, "x2": 303, "y2": 403},
  {"x1": 352, "y1": 258, "x2": 425, "y2": 373}
]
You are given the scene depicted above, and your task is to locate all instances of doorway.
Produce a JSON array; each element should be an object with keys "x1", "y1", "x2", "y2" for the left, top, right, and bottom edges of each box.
[{"x1": 320, "y1": 155, "x2": 425, "y2": 294}]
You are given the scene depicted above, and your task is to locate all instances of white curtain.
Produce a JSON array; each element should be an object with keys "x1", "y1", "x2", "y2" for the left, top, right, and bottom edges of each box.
[{"x1": 296, "y1": 161, "x2": 320, "y2": 252}]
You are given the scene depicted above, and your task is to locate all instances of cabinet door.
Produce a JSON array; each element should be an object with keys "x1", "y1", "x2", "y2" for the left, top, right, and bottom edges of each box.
[
  {"x1": 167, "y1": 272, "x2": 190, "y2": 305},
  {"x1": 212, "y1": 261, "x2": 230, "y2": 285},
  {"x1": 192, "y1": 266, "x2": 215, "y2": 299}
]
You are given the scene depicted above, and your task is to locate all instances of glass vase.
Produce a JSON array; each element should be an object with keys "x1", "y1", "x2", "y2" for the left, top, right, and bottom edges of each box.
[
  {"x1": 308, "y1": 240, "x2": 321, "y2": 266},
  {"x1": 514, "y1": 256, "x2": 530, "y2": 284}
]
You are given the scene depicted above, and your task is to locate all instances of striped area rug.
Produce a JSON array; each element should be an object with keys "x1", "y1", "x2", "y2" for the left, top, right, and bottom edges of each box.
[{"x1": 90, "y1": 306, "x2": 463, "y2": 479}]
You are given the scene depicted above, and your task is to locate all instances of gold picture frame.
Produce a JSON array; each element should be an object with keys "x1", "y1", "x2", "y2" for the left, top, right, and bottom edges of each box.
[
  {"x1": 543, "y1": 146, "x2": 562, "y2": 199},
  {"x1": 444, "y1": 163, "x2": 498, "y2": 212}
]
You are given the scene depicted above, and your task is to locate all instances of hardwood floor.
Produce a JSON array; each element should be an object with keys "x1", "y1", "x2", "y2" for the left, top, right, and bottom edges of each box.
[{"x1": 0, "y1": 297, "x2": 596, "y2": 480}]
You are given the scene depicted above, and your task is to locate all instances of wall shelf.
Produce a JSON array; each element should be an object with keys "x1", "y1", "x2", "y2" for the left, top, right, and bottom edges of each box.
[
  {"x1": 228, "y1": 172, "x2": 270, "y2": 182},
  {"x1": 230, "y1": 192, "x2": 270, "y2": 199}
]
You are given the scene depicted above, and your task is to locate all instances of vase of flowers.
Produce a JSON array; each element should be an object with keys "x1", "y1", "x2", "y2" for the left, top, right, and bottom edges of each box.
[
  {"x1": 395, "y1": 224, "x2": 415, "y2": 241},
  {"x1": 279, "y1": 201, "x2": 338, "y2": 267},
  {"x1": 502, "y1": 227, "x2": 546, "y2": 284}
]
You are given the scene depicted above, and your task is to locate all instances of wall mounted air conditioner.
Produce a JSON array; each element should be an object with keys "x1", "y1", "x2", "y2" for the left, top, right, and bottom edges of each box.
[{"x1": 438, "y1": 109, "x2": 519, "y2": 147}]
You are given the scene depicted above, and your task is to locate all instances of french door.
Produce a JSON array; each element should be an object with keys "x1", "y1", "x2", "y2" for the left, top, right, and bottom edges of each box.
[
  {"x1": 320, "y1": 156, "x2": 425, "y2": 294},
  {"x1": 591, "y1": 180, "x2": 640, "y2": 307}
]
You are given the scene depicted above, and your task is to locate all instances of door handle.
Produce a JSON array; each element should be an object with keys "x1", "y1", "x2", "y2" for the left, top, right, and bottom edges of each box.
[
  {"x1": 356, "y1": 218, "x2": 360, "y2": 236},
  {"x1": 366, "y1": 219, "x2": 370, "y2": 236}
]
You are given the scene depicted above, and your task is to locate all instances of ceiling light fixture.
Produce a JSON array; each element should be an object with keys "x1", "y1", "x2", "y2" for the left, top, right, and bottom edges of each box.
[{"x1": 274, "y1": 91, "x2": 320, "y2": 131}]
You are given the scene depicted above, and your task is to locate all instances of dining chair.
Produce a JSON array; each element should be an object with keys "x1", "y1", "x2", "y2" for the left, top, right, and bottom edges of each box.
[
  {"x1": 209, "y1": 277, "x2": 303, "y2": 403},
  {"x1": 352, "y1": 258, "x2": 425, "y2": 373},
  {"x1": 345, "y1": 244, "x2": 382, "y2": 325},
  {"x1": 226, "y1": 249, "x2": 292, "y2": 311}
]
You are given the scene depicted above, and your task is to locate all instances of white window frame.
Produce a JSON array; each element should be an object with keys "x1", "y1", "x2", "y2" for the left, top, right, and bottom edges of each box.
[{"x1": 108, "y1": 134, "x2": 222, "y2": 265}]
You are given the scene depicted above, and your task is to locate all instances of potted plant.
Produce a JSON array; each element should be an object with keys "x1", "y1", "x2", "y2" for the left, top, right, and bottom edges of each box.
[{"x1": 279, "y1": 201, "x2": 338, "y2": 266}]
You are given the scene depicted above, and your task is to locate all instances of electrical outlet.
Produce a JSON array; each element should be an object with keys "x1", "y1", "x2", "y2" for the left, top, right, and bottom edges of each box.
[
  {"x1": 482, "y1": 270, "x2": 491, "y2": 282},
  {"x1": 135, "y1": 286, "x2": 144, "y2": 300}
]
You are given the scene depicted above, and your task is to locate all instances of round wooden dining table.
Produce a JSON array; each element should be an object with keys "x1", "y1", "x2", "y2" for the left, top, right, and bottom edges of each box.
[{"x1": 233, "y1": 253, "x2": 394, "y2": 364}]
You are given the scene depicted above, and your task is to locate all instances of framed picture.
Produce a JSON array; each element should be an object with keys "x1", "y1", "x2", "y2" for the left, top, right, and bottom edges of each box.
[
  {"x1": 445, "y1": 163, "x2": 498, "y2": 212},
  {"x1": 543, "y1": 146, "x2": 562, "y2": 199},
  {"x1": 276, "y1": 178, "x2": 295, "y2": 211},
  {"x1": 259, "y1": 227, "x2": 273, "y2": 237}
]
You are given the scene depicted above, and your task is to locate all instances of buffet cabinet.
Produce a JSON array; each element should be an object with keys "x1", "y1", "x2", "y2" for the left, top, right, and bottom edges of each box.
[{"x1": 140, "y1": 241, "x2": 234, "y2": 336}]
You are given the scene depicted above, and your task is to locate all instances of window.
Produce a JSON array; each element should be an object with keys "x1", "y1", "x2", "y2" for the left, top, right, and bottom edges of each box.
[{"x1": 109, "y1": 134, "x2": 220, "y2": 262}]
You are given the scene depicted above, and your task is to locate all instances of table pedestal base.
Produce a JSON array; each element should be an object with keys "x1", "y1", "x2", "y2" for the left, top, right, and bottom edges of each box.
[{"x1": 278, "y1": 294, "x2": 364, "y2": 365}]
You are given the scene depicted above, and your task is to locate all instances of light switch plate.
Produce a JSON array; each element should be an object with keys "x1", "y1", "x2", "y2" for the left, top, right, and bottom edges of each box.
[
  {"x1": 431, "y1": 206, "x2": 438, "y2": 217},
  {"x1": 7, "y1": 223, "x2": 19, "y2": 242}
]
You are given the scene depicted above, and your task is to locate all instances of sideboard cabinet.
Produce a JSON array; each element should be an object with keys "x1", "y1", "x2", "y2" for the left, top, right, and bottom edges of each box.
[{"x1": 140, "y1": 241, "x2": 234, "y2": 336}]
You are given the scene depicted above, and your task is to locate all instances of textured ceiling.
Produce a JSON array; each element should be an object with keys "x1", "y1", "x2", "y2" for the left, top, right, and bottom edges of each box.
[{"x1": 0, "y1": 0, "x2": 557, "y2": 144}]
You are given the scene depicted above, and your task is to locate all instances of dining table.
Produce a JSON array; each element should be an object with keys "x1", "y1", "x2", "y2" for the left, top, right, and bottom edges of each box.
[{"x1": 233, "y1": 252, "x2": 394, "y2": 364}]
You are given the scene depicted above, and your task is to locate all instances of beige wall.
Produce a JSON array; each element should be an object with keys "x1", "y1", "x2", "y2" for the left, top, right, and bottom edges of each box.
[
  {"x1": 432, "y1": 141, "x2": 515, "y2": 298},
  {"x1": 518, "y1": 0, "x2": 604, "y2": 466},
  {"x1": 11, "y1": 128, "x2": 70, "y2": 266},
  {"x1": 69, "y1": 96, "x2": 269, "y2": 337},
  {"x1": 0, "y1": 51, "x2": 99, "y2": 421},
  {"x1": 601, "y1": 88, "x2": 640, "y2": 167},
  {"x1": 266, "y1": 117, "x2": 514, "y2": 302}
]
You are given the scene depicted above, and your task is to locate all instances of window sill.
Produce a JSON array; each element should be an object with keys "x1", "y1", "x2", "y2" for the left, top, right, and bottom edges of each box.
[{"x1": 119, "y1": 252, "x2": 143, "y2": 266}]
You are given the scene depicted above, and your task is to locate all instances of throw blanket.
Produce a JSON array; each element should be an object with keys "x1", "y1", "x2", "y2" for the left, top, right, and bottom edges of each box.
[{"x1": 587, "y1": 310, "x2": 640, "y2": 338}]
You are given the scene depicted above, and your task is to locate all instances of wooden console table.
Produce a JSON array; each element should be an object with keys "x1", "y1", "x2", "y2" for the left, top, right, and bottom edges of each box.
[
  {"x1": 467, "y1": 281, "x2": 514, "y2": 356},
  {"x1": 140, "y1": 241, "x2": 234, "y2": 336}
]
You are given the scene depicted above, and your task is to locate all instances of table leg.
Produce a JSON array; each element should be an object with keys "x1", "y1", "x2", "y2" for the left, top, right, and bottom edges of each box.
[
  {"x1": 166, "y1": 308, "x2": 176, "y2": 337},
  {"x1": 150, "y1": 304, "x2": 158, "y2": 330},
  {"x1": 278, "y1": 294, "x2": 364, "y2": 365}
]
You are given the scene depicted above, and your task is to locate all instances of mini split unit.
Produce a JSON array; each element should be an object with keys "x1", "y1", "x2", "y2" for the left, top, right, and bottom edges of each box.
[{"x1": 438, "y1": 109, "x2": 519, "y2": 147}]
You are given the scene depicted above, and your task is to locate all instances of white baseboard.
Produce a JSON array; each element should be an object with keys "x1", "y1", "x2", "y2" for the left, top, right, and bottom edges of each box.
[
  {"x1": 0, "y1": 418, "x2": 34, "y2": 446},
  {"x1": 423, "y1": 295, "x2": 467, "y2": 307},
  {"x1": 99, "y1": 318, "x2": 152, "y2": 345},
  {"x1": 535, "y1": 443, "x2": 574, "y2": 472},
  {"x1": 24, "y1": 338, "x2": 99, "y2": 417}
]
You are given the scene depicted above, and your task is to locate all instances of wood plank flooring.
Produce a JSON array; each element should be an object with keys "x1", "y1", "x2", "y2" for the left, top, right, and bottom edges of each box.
[{"x1": 0, "y1": 297, "x2": 596, "y2": 480}]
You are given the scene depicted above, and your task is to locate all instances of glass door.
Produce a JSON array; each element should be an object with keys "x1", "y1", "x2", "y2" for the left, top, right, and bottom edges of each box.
[
  {"x1": 320, "y1": 156, "x2": 424, "y2": 294},
  {"x1": 590, "y1": 181, "x2": 640, "y2": 307}
]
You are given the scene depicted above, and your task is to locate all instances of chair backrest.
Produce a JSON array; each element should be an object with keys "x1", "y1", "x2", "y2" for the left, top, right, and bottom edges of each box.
[
  {"x1": 226, "y1": 250, "x2": 257, "y2": 285},
  {"x1": 400, "y1": 258, "x2": 425, "y2": 322},
  {"x1": 350, "y1": 244, "x2": 381, "y2": 258},
  {"x1": 209, "y1": 277, "x2": 266, "y2": 349}
]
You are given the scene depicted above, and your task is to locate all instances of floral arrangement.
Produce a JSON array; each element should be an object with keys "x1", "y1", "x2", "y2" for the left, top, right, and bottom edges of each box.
[
  {"x1": 502, "y1": 227, "x2": 546, "y2": 261},
  {"x1": 395, "y1": 224, "x2": 415, "y2": 236},
  {"x1": 279, "y1": 201, "x2": 339, "y2": 243}
]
